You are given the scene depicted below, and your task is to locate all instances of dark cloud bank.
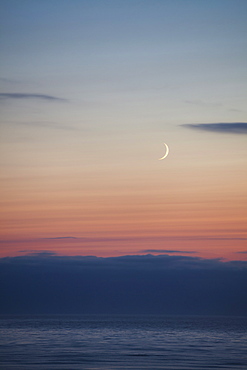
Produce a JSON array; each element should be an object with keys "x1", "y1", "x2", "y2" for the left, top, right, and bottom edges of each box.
[
  {"x1": 0, "y1": 254, "x2": 246, "y2": 316},
  {"x1": 182, "y1": 122, "x2": 247, "y2": 134}
]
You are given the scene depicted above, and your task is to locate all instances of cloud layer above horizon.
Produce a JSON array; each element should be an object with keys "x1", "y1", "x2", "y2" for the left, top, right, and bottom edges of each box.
[{"x1": 1, "y1": 253, "x2": 246, "y2": 316}]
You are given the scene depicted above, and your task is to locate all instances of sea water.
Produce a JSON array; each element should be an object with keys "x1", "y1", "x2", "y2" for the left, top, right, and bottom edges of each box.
[{"x1": 0, "y1": 315, "x2": 246, "y2": 369}]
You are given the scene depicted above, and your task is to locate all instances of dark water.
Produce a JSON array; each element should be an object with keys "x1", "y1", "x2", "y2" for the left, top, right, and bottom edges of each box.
[{"x1": 0, "y1": 315, "x2": 246, "y2": 369}]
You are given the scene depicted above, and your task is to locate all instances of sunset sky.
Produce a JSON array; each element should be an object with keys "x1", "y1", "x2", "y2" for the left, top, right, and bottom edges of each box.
[{"x1": 0, "y1": 0, "x2": 246, "y2": 261}]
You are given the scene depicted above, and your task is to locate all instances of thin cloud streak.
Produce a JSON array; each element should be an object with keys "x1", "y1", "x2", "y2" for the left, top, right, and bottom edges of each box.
[
  {"x1": 19, "y1": 250, "x2": 57, "y2": 256},
  {"x1": 0, "y1": 93, "x2": 67, "y2": 102},
  {"x1": 3, "y1": 121, "x2": 84, "y2": 132},
  {"x1": 0, "y1": 77, "x2": 23, "y2": 84},
  {"x1": 43, "y1": 237, "x2": 78, "y2": 240},
  {"x1": 182, "y1": 122, "x2": 247, "y2": 134},
  {"x1": 1, "y1": 234, "x2": 246, "y2": 247},
  {"x1": 185, "y1": 100, "x2": 222, "y2": 108},
  {"x1": 141, "y1": 249, "x2": 195, "y2": 254}
]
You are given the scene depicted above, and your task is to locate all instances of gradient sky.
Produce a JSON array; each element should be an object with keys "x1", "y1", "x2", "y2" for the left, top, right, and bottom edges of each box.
[{"x1": 0, "y1": 0, "x2": 247, "y2": 260}]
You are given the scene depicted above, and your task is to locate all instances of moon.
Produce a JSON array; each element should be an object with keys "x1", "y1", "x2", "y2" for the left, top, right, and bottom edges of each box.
[{"x1": 159, "y1": 143, "x2": 169, "y2": 160}]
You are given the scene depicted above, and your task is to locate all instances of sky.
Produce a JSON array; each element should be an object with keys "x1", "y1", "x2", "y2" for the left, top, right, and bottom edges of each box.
[{"x1": 0, "y1": 0, "x2": 247, "y2": 263}]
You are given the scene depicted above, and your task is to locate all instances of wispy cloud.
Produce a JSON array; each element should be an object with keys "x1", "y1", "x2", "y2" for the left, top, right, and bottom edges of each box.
[
  {"x1": 1, "y1": 120, "x2": 84, "y2": 132},
  {"x1": 185, "y1": 100, "x2": 222, "y2": 108},
  {"x1": 0, "y1": 93, "x2": 67, "y2": 102},
  {"x1": 182, "y1": 122, "x2": 247, "y2": 134},
  {"x1": 0, "y1": 78, "x2": 23, "y2": 84},
  {"x1": 19, "y1": 250, "x2": 57, "y2": 257},
  {"x1": 43, "y1": 237, "x2": 78, "y2": 240},
  {"x1": 141, "y1": 249, "x2": 195, "y2": 254},
  {"x1": 1, "y1": 235, "x2": 246, "y2": 246}
]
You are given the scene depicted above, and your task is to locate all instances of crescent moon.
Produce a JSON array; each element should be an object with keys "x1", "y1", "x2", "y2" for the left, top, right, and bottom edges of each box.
[{"x1": 159, "y1": 143, "x2": 169, "y2": 160}]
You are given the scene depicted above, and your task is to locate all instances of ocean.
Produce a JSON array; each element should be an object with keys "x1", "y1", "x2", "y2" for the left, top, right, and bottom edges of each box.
[{"x1": 0, "y1": 315, "x2": 246, "y2": 369}]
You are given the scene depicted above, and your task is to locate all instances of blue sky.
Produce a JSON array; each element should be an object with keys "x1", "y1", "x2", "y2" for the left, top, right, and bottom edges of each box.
[{"x1": 1, "y1": 0, "x2": 246, "y2": 116}]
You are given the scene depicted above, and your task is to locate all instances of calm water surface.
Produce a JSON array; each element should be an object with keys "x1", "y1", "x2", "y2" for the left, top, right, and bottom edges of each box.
[{"x1": 0, "y1": 315, "x2": 246, "y2": 369}]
